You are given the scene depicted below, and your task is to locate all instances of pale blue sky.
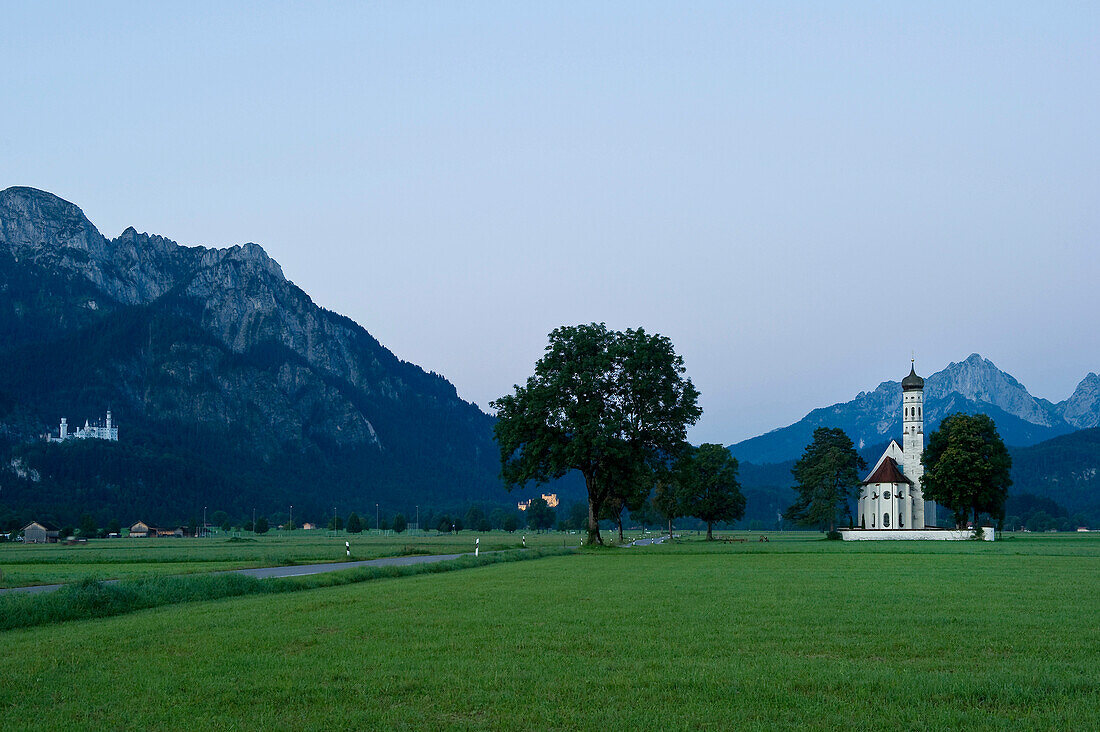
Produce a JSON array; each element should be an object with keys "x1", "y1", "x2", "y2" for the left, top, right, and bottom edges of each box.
[{"x1": 3, "y1": 2, "x2": 1098, "y2": 442}]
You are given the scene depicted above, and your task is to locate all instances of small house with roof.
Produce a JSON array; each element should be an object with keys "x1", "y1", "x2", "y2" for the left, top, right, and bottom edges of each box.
[
  {"x1": 22, "y1": 521, "x2": 60, "y2": 544},
  {"x1": 128, "y1": 521, "x2": 156, "y2": 538}
]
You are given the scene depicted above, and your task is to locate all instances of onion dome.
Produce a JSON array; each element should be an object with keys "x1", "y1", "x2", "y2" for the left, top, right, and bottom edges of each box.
[{"x1": 902, "y1": 362, "x2": 924, "y2": 391}]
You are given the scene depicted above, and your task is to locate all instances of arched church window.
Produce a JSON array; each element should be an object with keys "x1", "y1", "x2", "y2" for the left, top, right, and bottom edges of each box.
[
  {"x1": 883, "y1": 513, "x2": 890, "y2": 527},
  {"x1": 918, "y1": 406, "x2": 921, "y2": 417},
  {"x1": 899, "y1": 513, "x2": 904, "y2": 527}
]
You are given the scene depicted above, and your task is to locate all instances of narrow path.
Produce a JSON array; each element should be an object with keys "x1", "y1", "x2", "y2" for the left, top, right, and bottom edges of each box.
[{"x1": 1, "y1": 551, "x2": 472, "y2": 596}]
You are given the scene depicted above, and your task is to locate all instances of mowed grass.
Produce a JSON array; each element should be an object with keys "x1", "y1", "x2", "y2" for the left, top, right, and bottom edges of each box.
[
  {"x1": 2, "y1": 536, "x2": 1097, "y2": 729},
  {"x1": 0, "y1": 530, "x2": 579, "y2": 587}
]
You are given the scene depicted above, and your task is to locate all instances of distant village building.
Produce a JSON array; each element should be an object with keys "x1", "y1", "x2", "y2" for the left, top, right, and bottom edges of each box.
[
  {"x1": 46, "y1": 410, "x2": 119, "y2": 443},
  {"x1": 518, "y1": 493, "x2": 559, "y2": 511},
  {"x1": 22, "y1": 521, "x2": 60, "y2": 544},
  {"x1": 129, "y1": 521, "x2": 154, "y2": 538},
  {"x1": 127, "y1": 521, "x2": 185, "y2": 537}
]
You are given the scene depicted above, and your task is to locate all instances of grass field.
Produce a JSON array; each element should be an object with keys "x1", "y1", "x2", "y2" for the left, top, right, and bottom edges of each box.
[
  {"x1": 1, "y1": 533, "x2": 1097, "y2": 729},
  {"x1": 0, "y1": 530, "x2": 587, "y2": 587}
]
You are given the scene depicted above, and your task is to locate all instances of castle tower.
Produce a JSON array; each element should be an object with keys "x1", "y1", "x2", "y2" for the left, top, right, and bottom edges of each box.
[
  {"x1": 901, "y1": 361, "x2": 926, "y2": 528},
  {"x1": 60, "y1": 417, "x2": 68, "y2": 440}
]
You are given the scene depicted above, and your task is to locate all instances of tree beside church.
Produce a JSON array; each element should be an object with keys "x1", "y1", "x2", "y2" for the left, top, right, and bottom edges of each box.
[
  {"x1": 922, "y1": 412, "x2": 1012, "y2": 529},
  {"x1": 784, "y1": 427, "x2": 866, "y2": 532}
]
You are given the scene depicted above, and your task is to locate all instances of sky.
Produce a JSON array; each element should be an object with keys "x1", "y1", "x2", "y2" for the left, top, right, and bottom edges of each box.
[{"x1": 3, "y1": 2, "x2": 1098, "y2": 443}]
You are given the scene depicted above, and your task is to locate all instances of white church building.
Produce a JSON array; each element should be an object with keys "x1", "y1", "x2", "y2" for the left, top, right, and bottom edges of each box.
[
  {"x1": 843, "y1": 363, "x2": 994, "y2": 541},
  {"x1": 46, "y1": 410, "x2": 119, "y2": 443}
]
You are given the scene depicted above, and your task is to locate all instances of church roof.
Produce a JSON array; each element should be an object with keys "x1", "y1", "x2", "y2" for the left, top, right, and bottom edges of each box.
[
  {"x1": 902, "y1": 363, "x2": 924, "y2": 391},
  {"x1": 862, "y1": 456, "x2": 913, "y2": 485}
]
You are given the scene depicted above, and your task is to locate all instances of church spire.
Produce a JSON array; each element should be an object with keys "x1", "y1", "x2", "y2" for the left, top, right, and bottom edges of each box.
[{"x1": 902, "y1": 359, "x2": 924, "y2": 391}]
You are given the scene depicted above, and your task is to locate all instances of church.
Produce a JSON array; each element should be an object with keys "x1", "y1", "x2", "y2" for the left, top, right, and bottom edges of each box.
[
  {"x1": 856, "y1": 362, "x2": 935, "y2": 530},
  {"x1": 845, "y1": 362, "x2": 994, "y2": 540}
]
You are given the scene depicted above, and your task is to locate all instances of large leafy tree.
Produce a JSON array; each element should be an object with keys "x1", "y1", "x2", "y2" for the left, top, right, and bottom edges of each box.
[
  {"x1": 783, "y1": 427, "x2": 866, "y2": 532},
  {"x1": 682, "y1": 444, "x2": 746, "y2": 540},
  {"x1": 492, "y1": 323, "x2": 701, "y2": 544},
  {"x1": 653, "y1": 471, "x2": 687, "y2": 540},
  {"x1": 922, "y1": 412, "x2": 1012, "y2": 529}
]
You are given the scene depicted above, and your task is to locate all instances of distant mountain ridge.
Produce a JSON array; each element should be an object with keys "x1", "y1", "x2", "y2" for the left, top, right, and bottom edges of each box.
[
  {"x1": 0, "y1": 186, "x2": 505, "y2": 525},
  {"x1": 729, "y1": 354, "x2": 1100, "y2": 464}
]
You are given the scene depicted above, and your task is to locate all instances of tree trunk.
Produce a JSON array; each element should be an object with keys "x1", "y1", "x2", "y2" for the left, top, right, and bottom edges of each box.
[
  {"x1": 583, "y1": 471, "x2": 603, "y2": 545},
  {"x1": 706, "y1": 522, "x2": 714, "y2": 541},
  {"x1": 586, "y1": 499, "x2": 603, "y2": 545},
  {"x1": 667, "y1": 516, "x2": 673, "y2": 540},
  {"x1": 617, "y1": 513, "x2": 624, "y2": 542}
]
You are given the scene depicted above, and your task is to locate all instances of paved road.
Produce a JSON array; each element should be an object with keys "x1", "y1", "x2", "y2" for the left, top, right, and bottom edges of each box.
[
  {"x1": 628, "y1": 534, "x2": 678, "y2": 547},
  {"x1": 0, "y1": 551, "x2": 473, "y2": 596}
]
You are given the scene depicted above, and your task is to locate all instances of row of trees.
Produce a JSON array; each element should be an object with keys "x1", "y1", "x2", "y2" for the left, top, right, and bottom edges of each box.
[
  {"x1": 493, "y1": 324, "x2": 746, "y2": 545},
  {"x1": 493, "y1": 323, "x2": 1014, "y2": 541}
]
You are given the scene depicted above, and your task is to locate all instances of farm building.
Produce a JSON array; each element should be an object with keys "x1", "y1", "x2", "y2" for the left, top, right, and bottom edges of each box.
[
  {"x1": 129, "y1": 522, "x2": 185, "y2": 537},
  {"x1": 22, "y1": 521, "x2": 60, "y2": 544},
  {"x1": 129, "y1": 521, "x2": 158, "y2": 537}
]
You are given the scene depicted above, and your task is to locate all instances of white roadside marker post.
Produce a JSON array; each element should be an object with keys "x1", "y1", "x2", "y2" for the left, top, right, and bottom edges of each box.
[
  {"x1": 475, "y1": 537, "x2": 479, "y2": 557},
  {"x1": 522, "y1": 535, "x2": 526, "y2": 548},
  {"x1": 345, "y1": 541, "x2": 350, "y2": 558}
]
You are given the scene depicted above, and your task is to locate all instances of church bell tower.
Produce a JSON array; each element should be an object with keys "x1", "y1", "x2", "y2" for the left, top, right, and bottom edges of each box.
[{"x1": 901, "y1": 361, "x2": 926, "y2": 528}]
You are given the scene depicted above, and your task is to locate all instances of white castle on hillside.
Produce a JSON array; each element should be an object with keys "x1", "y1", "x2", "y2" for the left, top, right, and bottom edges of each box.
[{"x1": 46, "y1": 410, "x2": 118, "y2": 442}]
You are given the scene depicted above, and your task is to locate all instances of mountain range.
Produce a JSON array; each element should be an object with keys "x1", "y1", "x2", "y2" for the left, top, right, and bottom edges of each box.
[
  {"x1": 0, "y1": 186, "x2": 508, "y2": 526},
  {"x1": 1, "y1": 186, "x2": 1097, "y2": 528},
  {"x1": 729, "y1": 354, "x2": 1100, "y2": 464}
]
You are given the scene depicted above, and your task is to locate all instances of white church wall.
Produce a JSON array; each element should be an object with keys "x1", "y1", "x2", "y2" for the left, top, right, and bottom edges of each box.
[{"x1": 840, "y1": 527, "x2": 995, "y2": 541}]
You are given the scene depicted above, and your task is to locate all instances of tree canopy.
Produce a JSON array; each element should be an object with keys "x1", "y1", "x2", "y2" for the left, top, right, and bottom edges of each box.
[
  {"x1": 680, "y1": 444, "x2": 746, "y2": 540},
  {"x1": 346, "y1": 512, "x2": 363, "y2": 533},
  {"x1": 783, "y1": 427, "x2": 866, "y2": 532},
  {"x1": 491, "y1": 323, "x2": 701, "y2": 544},
  {"x1": 922, "y1": 412, "x2": 1012, "y2": 529}
]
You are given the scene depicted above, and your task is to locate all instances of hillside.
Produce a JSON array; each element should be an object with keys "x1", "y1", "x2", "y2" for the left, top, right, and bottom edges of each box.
[
  {"x1": 0, "y1": 186, "x2": 509, "y2": 527},
  {"x1": 1009, "y1": 427, "x2": 1100, "y2": 515},
  {"x1": 729, "y1": 355, "x2": 1099, "y2": 464}
]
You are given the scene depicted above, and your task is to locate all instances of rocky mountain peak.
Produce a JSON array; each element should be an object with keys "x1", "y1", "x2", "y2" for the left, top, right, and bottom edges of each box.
[
  {"x1": 926, "y1": 353, "x2": 1054, "y2": 426},
  {"x1": 0, "y1": 186, "x2": 106, "y2": 260},
  {"x1": 729, "y1": 354, "x2": 1098, "y2": 463},
  {"x1": 0, "y1": 187, "x2": 502, "y2": 518},
  {"x1": 1062, "y1": 373, "x2": 1100, "y2": 429}
]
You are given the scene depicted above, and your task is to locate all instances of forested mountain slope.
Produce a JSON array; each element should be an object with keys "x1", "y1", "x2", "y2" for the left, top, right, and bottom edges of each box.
[{"x1": 0, "y1": 186, "x2": 505, "y2": 526}]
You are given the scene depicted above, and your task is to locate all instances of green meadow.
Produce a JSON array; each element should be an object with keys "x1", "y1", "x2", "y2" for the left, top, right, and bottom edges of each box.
[
  {"x1": 1, "y1": 533, "x2": 1097, "y2": 729},
  {"x1": 0, "y1": 530, "x2": 582, "y2": 588}
]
